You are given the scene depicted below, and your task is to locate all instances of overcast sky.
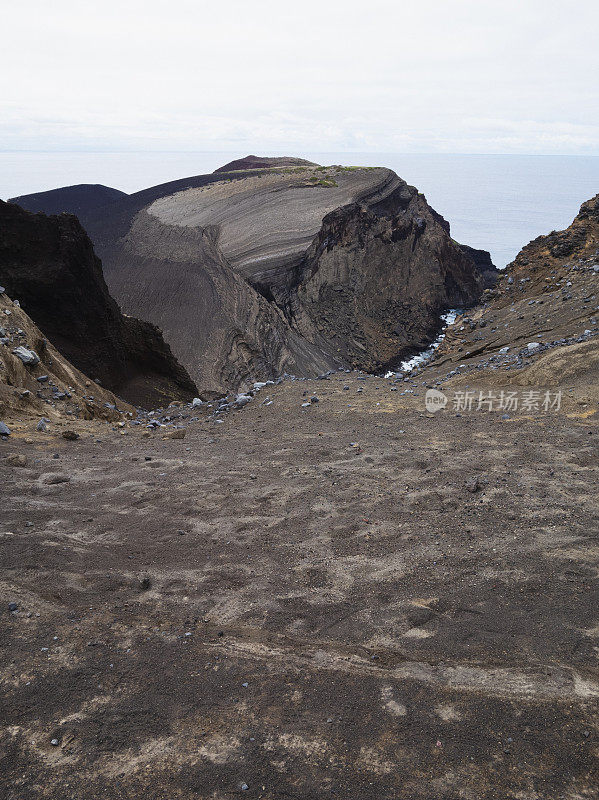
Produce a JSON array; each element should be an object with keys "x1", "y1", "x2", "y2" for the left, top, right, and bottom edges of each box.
[{"x1": 2, "y1": 0, "x2": 598, "y2": 154}]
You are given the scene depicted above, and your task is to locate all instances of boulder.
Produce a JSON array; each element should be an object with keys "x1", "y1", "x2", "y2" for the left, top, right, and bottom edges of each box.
[{"x1": 12, "y1": 346, "x2": 40, "y2": 366}]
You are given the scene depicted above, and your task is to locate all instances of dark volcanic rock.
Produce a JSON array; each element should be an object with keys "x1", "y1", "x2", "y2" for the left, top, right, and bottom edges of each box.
[
  {"x1": 10, "y1": 184, "x2": 127, "y2": 218},
  {"x1": 213, "y1": 155, "x2": 318, "y2": 173},
  {"x1": 509, "y1": 193, "x2": 599, "y2": 273},
  {"x1": 97, "y1": 212, "x2": 336, "y2": 394},
  {"x1": 12, "y1": 159, "x2": 492, "y2": 394},
  {"x1": 458, "y1": 243, "x2": 500, "y2": 289},
  {"x1": 0, "y1": 200, "x2": 197, "y2": 408},
  {"x1": 288, "y1": 184, "x2": 488, "y2": 371},
  {"x1": 427, "y1": 192, "x2": 599, "y2": 397}
]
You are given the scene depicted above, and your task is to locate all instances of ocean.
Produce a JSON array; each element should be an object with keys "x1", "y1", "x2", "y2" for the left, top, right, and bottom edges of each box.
[{"x1": 2, "y1": 151, "x2": 598, "y2": 268}]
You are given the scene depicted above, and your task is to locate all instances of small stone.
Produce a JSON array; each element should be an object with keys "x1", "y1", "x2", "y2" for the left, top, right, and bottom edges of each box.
[
  {"x1": 241, "y1": 784, "x2": 249, "y2": 791},
  {"x1": 0, "y1": 421, "x2": 11, "y2": 436},
  {"x1": 191, "y1": 398, "x2": 203, "y2": 408},
  {"x1": 50, "y1": 739, "x2": 59, "y2": 747},
  {"x1": 36, "y1": 418, "x2": 50, "y2": 432},
  {"x1": 310, "y1": 396, "x2": 319, "y2": 404},
  {"x1": 61, "y1": 430, "x2": 79, "y2": 441},
  {"x1": 42, "y1": 473, "x2": 71, "y2": 485},
  {"x1": 526, "y1": 342, "x2": 540, "y2": 351},
  {"x1": 8, "y1": 602, "x2": 18, "y2": 612},
  {"x1": 465, "y1": 477, "x2": 481, "y2": 493},
  {"x1": 6, "y1": 454, "x2": 27, "y2": 467},
  {"x1": 167, "y1": 428, "x2": 186, "y2": 440}
]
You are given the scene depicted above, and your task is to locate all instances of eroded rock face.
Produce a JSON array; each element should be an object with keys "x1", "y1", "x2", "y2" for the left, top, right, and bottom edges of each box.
[
  {"x1": 105, "y1": 213, "x2": 336, "y2": 396},
  {"x1": 289, "y1": 184, "x2": 491, "y2": 371},
  {"x1": 508, "y1": 193, "x2": 599, "y2": 279},
  {"x1": 458, "y1": 243, "x2": 499, "y2": 289},
  {"x1": 423, "y1": 193, "x2": 599, "y2": 397},
  {"x1": 11, "y1": 159, "x2": 496, "y2": 394},
  {"x1": 0, "y1": 288, "x2": 133, "y2": 421},
  {"x1": 145, "y1": 166, "x2": 399, "y2": 286},
  {"x1": 0, "y1": 201, "x2": 197, "y2": 408}
]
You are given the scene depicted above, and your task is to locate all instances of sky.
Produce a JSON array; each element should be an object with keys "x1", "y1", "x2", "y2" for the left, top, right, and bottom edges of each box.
[{"x1": 1, "y1": 0, "x2": 598, "y2": 154}]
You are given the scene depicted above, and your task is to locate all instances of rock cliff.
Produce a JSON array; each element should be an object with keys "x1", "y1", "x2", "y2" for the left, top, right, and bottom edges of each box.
[
  {"x1": 503, "y1": 192, "x2": 599, "y2": 286},
  {"x1": 423, "y1": 193, "x2": 599, "y2": 400},
  {"x1": 0, "y1": 201, "x2": 197, "y2": 408},
  {"x1": 11, "y1": 159, "x2": 497, "y2": 394}
]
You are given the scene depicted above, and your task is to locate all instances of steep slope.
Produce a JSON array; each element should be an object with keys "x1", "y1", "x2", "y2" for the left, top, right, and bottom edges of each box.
[
  {"x1": 289, "y1": 183, "x2": 489, "y2": 371},
  {"x1": 421, "y1": 193, "x2": 599, "y2": 400},
  {"x1": 9, "y1": 183, "x2": 127, "y2": 217},
  {"x1": 12, "y1": 159, "x2": 497, "y2": 394},
  {"x1": 0, "y1": 288, "x2": 132, "y2": 425},
  {"x1": 0, "y1": 201, "x2": 197, "y2": 408},
  {"x1": 104, "y1": 214, "x2": 336, "y2": 395},
  {"x1": 458, "y1": 243, "x2": 499, "y2": 289}
]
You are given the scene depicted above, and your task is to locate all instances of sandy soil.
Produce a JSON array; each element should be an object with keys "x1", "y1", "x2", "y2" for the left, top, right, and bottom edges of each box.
[{"x1": 1, "y1": 373, "x2": 598, "y2": 799}]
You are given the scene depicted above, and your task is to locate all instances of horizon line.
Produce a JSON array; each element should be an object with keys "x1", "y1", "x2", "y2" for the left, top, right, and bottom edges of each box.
[{"x1": 2, "y1": 149, "x2": 599, "y2": 158}]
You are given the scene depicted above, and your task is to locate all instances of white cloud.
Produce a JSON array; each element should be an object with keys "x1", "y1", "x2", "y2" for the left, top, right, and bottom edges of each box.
[{"x1": 1, "y1": 0, "x2": 598, "y2": 153}]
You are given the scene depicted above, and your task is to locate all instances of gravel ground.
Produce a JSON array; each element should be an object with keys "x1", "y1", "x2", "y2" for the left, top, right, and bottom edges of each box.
[{"x1": 1, "y1": 374, "x2": 598, "y2": 799}]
